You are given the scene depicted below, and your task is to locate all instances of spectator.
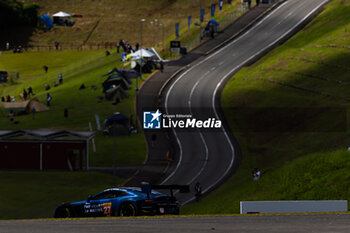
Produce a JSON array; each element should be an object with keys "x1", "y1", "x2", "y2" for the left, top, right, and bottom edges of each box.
[
  {"x1": 121, "y1": 52, "x2": 127, "y2": 62},
  {"x1": 64, "y1": 108, "x2": 68, "y2": 118},
  {"x1": 43, "y1": 65, "x2": 48, "y2": 73},
  {"x1": 54, "y1": 41, "x2": 59, "y2": 50},
  {"x1": 160, "y1": 61, "x2": 164, "y2": 72},
  {"x1": 256, "y1": 0, "x2": 260, "y2": 6},
  {"x1": 248, "y1": 0, "x2": 251, "y2": 9},
  {"x1": 6, "y1": 95, "x2": 11, "y2": 102},
  {"x1": 252, "y1": 168, "x2": 261, "y2": 181},
  {"x1": 23, "y1": 89, "x2": 28, "y2": 101},
  {"x1": 105, "y1": 50, "x2": 111, "y2": 56},
  {"x1": 6, "y1": 42, "x2": 9, "y2": 51},
  {"x1": 135, "y1": 43, "x2": 139, "y2": 51},
  {"x1": 79, "y1": 83, "x2": 86, "y2": 90},
  {"x1": 116, "y1": 43, "x2": 120, "y2": 53},
  {"x1": 17, "y1": 45, "x2": 22, "y2": 53},
  {"x1": 127, "y1": 43, "x2": 133, "y2": 53},
  {"x1": 194, "y1": 182, "x2": 202, "y2": 201},
  {"x1": 58, "y1": 73, "x2": 63, "y2": 84},
  {"x1": 27, "y1": 86, "x2": 34, "y2": 96},
  {"x1": 210, "y1": 24, "x2": 215, "y2": 39},
  {"x1": 120, "y1": 39, "x2": 125, "y2": 51},
  {"x1": 46, "y1": 93, "x2": 52, "y2": 106},
  {"x1": 1, "y1": 96, "x2": 5, "y2": 102},
  {"x1": 45, "y1": 84, "x2": 51, "y2": 90},
  {"x1": 8, "y1": 110, "x2": 14, "y2": 122},
  {"x1": 53, "y1": 81, "x2": 59, "y2": 87}
]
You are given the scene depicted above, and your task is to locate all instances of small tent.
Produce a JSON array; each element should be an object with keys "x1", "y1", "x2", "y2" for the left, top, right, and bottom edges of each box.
[
  {"x1": 104, "y1": 113, "x2": 130, "y2": 136},
  {"x1": 117, "y1": 69, "x2": 140, "y2": 79},
  {"x1": 52, "y1": 11, "x2": 74, "y2": 26},
  {"x1": 104, "y1": 86, "x2": 130, "y2": 101},
  {"x1": 40, "y1": 14, "x2": 55, "y2": 29},
  {"x1": 130, "y1": 49, "x2": 155, "y2": 60},
  {"x1": 102, "y1": 74, "x2": 130, "y2": 92},
  {"x1": 208, "y1": 19, "x2": 219, "y2": 26},
  {"x1": 25, "y1": 98, "x2": 50, "y2": 113},
  {"x1": 1, "y1": 98, "x2": 49, "y2": 113}
]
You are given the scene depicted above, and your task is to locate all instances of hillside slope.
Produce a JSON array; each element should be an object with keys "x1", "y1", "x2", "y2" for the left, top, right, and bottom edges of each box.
[
  {"x1": 183, "y1": 0, "x2": 350, "y2": 214},
  {"x1": 14, "y1": 0, "x2": 241, "y2": 50}
]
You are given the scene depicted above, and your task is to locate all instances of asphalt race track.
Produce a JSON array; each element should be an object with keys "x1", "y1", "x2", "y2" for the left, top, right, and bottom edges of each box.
[
  {"x1": 161, "y1": 0, "x2": 331, "y2": 204},
  {"x1": 1, "y1": 214, "x2": 350, "y2": 233}
]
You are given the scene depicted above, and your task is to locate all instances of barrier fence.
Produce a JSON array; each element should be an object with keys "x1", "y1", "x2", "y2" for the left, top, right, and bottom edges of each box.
[{"x1": 16, "y1": 43, "x2": 119, "y2": 52}]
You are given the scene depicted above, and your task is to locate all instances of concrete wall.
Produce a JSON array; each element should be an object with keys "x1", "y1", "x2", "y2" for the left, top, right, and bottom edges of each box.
[{"x1": 240, "y1": 200, "x2": 348, "y2": 214}]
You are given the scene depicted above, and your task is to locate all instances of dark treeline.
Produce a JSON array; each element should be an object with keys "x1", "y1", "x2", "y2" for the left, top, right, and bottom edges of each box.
[{"x1": 0, "y1": 0, "x2": 39, "y2": 29}]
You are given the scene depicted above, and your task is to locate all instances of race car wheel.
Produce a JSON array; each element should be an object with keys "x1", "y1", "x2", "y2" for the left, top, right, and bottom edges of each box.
[
  {"x1": 54, "y1": 206, "x2": 71, "y2": 218},
  {"x1": 118, "y1": 202, "x2": 136, "y2": 217}
]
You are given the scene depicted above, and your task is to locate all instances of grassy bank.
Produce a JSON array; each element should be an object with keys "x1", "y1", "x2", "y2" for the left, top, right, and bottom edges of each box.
[
  {"x1": 0, "y1": 171, "x2": 122, "y2": 219},
  {"x1": 183, "y1": 0, "x2": 350, "y2": 214},
  {"x1": 0, "y1": 50, "x2": 147, "y2": 167},
  {"x1": 16, "y1": 0, "x2": 241, "y2": 53}
]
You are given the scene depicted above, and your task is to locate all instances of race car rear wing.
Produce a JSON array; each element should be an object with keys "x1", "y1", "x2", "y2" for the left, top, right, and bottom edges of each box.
[{"x1": 141, "y1": 184, "x2": 190, "y2": 198}]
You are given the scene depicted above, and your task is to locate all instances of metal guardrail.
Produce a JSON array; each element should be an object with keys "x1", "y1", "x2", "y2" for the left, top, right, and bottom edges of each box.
[{"x1": 240, "y1": 200, "x2": 348, "y2": 214}]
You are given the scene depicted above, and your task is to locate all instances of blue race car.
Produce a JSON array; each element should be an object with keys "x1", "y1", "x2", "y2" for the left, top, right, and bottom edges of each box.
[{"x1": 53, "y1": 185, "x2": 188, "y2": 218}]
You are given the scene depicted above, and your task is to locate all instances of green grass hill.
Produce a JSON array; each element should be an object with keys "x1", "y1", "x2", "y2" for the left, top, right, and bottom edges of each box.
[
  {"x1": 13, "y1": 0, "x2": 242, "y2": 51},
  {"x1": 183, "y1": 0, "x2": 350, "y2": 214},
  {"x1": 0, "y1": 0, "x2": 245, "y2": 219}
]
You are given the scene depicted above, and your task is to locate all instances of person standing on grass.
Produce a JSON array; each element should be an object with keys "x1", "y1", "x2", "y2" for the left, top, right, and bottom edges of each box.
[
  {"x1": 43, "y1": 65, "x2": 48, "y2": 73},
  {"x1": 55, "y1": 40, "x2": 59, "y2": 50},
  {"x1": 116, "y1": 43, "x2": 120, "y2": 53},
  {"x1": 22, "y1": 89, "x2": 28, "y2": 101},
  {"x1": 64, "y1": 108, "x2": 68, "y2": 119},
  {"x1": 58, "y1": 73, "x2": 63, "y2": 84},
  {"x1": 8, "y1": 110, "x2": 14, "y2": 122},
  {"x1": 46, "y1": 93, "x2": 52, "y2": 106},
  {"x1": 28, "y1": 86, "x2": 34, "y2": 96},
  {"x1": 248, "y1": 0, "x2": 252, "y2": 9},
  {"x1": 119, "y1": 39, "x2": 126, "y2": 52},
  {"x1": 256, "y1": 0, "x2": 260, "y2": 6}
]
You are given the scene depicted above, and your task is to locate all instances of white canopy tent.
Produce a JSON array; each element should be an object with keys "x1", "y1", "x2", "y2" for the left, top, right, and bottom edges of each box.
[
  {"x1": 52, "y1": 11, "x2": 71, "y2": 17},
  {"x1": 129, "y1": 48, "x2": 155, "y2": 60}
]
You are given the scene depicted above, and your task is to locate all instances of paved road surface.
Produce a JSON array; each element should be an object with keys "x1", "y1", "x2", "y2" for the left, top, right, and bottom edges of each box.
[
  {"x1": 130, "y1": 1, "x2": 274, "y2": 188},
  {"x1": 161, "y1": 0, "x2": 331, "y2": 204},
  {"x1": 1, "y1": 214, "x2": 350, "y2": 233}
]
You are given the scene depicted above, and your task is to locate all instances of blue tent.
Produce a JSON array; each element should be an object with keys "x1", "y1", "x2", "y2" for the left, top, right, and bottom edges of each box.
[
  {"x1": 40, "y1": 14, "x2": 55, "y2": 29},
  {"x1": 105, "y1": 113, "x2": 129, "y2": 127},
  {"x1": 208, "y1": 19, "x2": 219, "y2": 26}
]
